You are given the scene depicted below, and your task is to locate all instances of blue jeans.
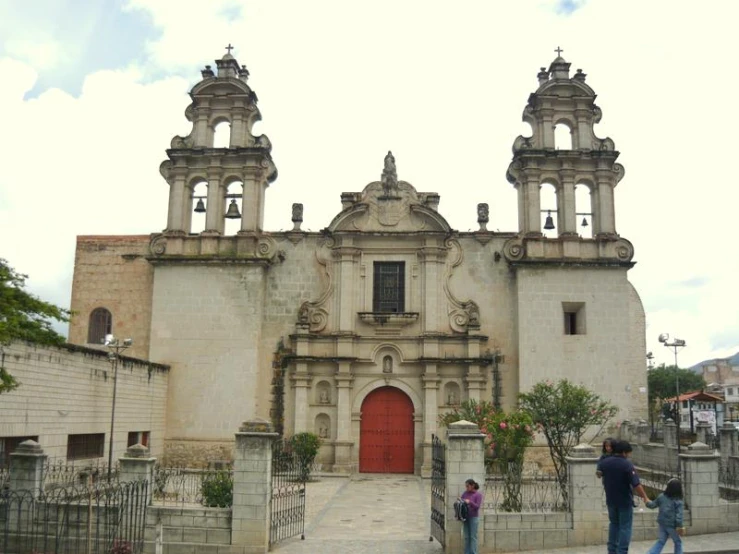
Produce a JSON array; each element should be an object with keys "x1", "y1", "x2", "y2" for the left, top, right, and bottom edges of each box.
[
  {"x1": 607, "y1": 504, "x2": 634, "y2": 554},
  {"x1": 463, "y1": 516, "x2": 479, "y2": 554},
  {"x1": 647, "y1": 524, "x2": 683, "y2": 554}
]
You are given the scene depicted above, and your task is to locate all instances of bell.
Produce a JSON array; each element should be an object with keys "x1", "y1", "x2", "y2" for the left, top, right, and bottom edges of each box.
[
  {"x1": 581, "y1": 216, "x2": 589, "y2": 227},
  {"x1": 543, "y1": 210, "x2": 555, "y2": 230},
  {"x1": 225, "y1": 199, "x2": 241, "y2": 219},
  {"x1": 194, "y1": 198, "x2": 206, "y2": 213}
]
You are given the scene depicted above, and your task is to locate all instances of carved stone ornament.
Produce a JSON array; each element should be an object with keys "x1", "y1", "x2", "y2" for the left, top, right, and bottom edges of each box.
[
  {"x1": 477, "y1": 203, "x2": 489, "y2": 231},
  {"x1": 149, "y1": 234, "x2": 167, "y2": 256},
  {"x1": 170, "y1": 133, "x2": 194, "y2": 149},
  {"x1": 443, "y1": 239, "x2": 482, "y2": 333},
  {"x1": 502, "y1": 237, "x2": 526, "y2": 261},
  {"x1": 295, "y1": 236, "x2": 335, "y2": 332},
  {"x1": 613, "y1": 238, "x2": 635, "y2": 261}
]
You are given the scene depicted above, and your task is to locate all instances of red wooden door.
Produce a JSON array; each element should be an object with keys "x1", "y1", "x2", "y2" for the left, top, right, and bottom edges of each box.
[{"x1": 359, "y1": 387, "x2": 415, "y2": 473}]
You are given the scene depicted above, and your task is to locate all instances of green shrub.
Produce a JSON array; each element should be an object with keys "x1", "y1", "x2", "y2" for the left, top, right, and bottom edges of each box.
[
  {"x1": 289, "y1": 432, "x2": 321, "y2": 481},
  {"x1": 201, "y1": 471, "x2": 233, "y2": 507}
]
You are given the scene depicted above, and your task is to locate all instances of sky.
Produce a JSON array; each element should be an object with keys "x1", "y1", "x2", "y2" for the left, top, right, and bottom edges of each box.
[{"x1": 0, "y1": 0, "x2": 737, "y2": 368}]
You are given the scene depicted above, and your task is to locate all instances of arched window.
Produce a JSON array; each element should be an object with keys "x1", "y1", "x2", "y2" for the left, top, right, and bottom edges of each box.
[
  {"x1": 88, "y1": 308, "x2": 112, "y2": 344},
  {"x1": 554, "y1": 123, "x2": 572, "y2": 150},
  {"x1": 213, "y1": 121, "x2": 231, "y2": 148},
  {"x1": 190, "y1": 179, "x2": 207, "y2": 234},
  {"x1": 223, "y1": 181, "x2": 243, "y2": 235}
]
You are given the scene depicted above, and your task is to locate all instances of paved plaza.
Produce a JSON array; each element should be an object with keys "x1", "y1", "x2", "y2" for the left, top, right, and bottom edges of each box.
[{"x1": 272, "y1": 474, "x2": 739, "y2": 554}]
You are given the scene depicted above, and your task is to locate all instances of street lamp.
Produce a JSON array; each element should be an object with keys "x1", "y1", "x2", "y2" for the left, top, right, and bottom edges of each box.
[
  {"x1": 658, "y1": 333, "x2": 686, "y2": 473},
  {"x1": 103, "y1": 333, "x2": 133, "y2": 480}
]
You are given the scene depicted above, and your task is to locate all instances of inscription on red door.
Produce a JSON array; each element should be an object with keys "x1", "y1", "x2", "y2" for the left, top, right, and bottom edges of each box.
[{"x1": 359, "y1": 386, "x2": 414, "y2": 473}]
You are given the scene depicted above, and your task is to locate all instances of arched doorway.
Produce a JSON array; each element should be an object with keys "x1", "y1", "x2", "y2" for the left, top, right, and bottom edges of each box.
[{"x1": 359, "y1": 386, "x2": 414, "y2": 473}]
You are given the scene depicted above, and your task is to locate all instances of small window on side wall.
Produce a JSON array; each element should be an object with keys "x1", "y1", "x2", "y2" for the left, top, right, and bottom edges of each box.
[
  {"x1": 562, "y1": 302, "x2": 586, "y2": 335},
  {"x1": 88, "y1": 308, "x2": 112, "y2": 344}
]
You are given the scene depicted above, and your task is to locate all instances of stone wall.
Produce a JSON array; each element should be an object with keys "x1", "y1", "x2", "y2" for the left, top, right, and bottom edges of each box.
[
  {"x1": 144, "y1": 506, "x2": 237, "y2": 554},
  {"x1": 0, "y1": 341, "x2": 169, "y2": 461},
  {"x1": 69, "y1": 235, "x2": 153, "y2": 360}
]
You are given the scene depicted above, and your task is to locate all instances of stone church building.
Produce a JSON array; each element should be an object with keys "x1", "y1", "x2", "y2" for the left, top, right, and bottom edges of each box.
[{"x1": 68, "y1": 52, "x2": 647, "y2": 474}]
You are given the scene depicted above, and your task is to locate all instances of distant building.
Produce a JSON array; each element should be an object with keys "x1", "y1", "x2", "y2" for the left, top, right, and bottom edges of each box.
[
  {"x1": 665, "y1": 391, "x2": 723, "y2": 432},
  {"x1": 701, "y1": 358, "x2": 739, "y2": 386}
]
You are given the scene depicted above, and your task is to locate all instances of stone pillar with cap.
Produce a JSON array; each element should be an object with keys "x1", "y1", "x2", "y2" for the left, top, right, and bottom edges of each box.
[
  {"x1": 719, "y1": 421, "x2": 738, "y2": 468},
  {"x1": 232, "y1": 418, "x2": 278, "y2": 552},
  {"x1": 9, "y1": 440, "x2": 46, "y2": 496},
  {"x1": 445, "y1": 420, "x2": 486, "y2": 554},
  {"x1": 119, "y1": 443, "x2": 157, "y2": 505},
  {"x1": 566, "y1": 443, "x2": 607, "y2": 545},
  {"x1": 635, "y1": 419, "x2": 650, "y2": 446},
  {"x1": 680, "y1": 442, "x2": 720, "y2": 534},
  {"x1": 695, "y1": 421, "x2": 711, "y2": 446}
]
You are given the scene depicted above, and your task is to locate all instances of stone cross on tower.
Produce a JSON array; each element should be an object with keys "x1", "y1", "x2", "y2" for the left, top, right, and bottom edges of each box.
[
  {"x1": 555, "y1": 46, "x2": 564, "y2": 56},
  {"x1": 225, "y1": 43, "x2": 234, "y2": 55}
]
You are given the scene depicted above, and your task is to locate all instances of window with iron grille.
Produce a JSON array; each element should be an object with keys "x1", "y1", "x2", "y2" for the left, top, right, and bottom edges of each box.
[
  {"x1": 87, "y1": 307, "x2": 112, "y2": 344},
  {"x1": 373, "y1": 262, "x2": 405, "y2": 313},
  {"x1": 67, "y1": 433, "x2": 105, "y2": 460}
]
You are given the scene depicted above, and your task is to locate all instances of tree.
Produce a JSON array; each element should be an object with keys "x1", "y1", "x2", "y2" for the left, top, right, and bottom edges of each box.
[
  {"x1": 647, "y1": 364, "x2": 705, "y2": 426},
  {"x1": 0, "y1": 258, "x2": 71, "y2": 393},
  {"x1": 518, "y1": 379, "x2": 617, "y2": 505}
]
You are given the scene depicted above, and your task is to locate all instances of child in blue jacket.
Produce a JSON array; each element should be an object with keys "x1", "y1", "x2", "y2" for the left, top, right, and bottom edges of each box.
[{"x1": 646, "y1": 478, "x2": 685, "y2": 554}]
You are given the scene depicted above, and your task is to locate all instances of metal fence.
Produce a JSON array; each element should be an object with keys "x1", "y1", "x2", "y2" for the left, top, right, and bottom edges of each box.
[
  {"x1": 484, "y1": 463, "x2": 567, "y2": 513},
  {"x1": 719, "y1": 460, "x2": 739, "y2": 501},
  {"x1": 152, "y1": 465, "x2": 233, "y2": 507},
  {"x1": 269, "y1": 439, "x2": 306, "y2": 546},
  {"x1": 0, "y1": 479, "x2": 148, "y2": 554},
  {"x1": 429, "y1": 434, "x2": 446, "y2": 547},
  {"x1": 43, "y1": 458, "x2": 119, "y2": 490}
]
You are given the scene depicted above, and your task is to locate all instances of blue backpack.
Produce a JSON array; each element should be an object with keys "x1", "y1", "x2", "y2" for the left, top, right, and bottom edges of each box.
[{"x1": 454, "y1": 499, "x2": 469, "y2": 521}]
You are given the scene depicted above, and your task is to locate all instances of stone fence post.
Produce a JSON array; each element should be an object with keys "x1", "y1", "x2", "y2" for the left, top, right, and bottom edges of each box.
[
  {"x1": 619, "y1": 420, "x2": 631, "y2": 442},
  {"x1": 119, "y1": 443, "x2": 157, "y2": 505},
  {"x1": 635, "y1": 419, "x2": 650, "y2": 445},
  {"x1": 720, "y1": 422, "x2": 738, "y2": 464},
  {"x1": 9, "y1": 440, "x2": 46, "y2": 497},
  {"x1": 695, "y1": 421, "x2": 711, "y2": 446},
  {"x1": 445, "y1": 420, "x2": 486, "y2": 554},
  {"x1": 680, "y1": 442, "x2": 720, "y2": 535},
  {"x1": 566, "y1": 443, "x2": 607, "y2": 545},
  {"x1": 232, "y1": 418, "x2": 278, "y2": 553},
  {"x1": 664, "y1": 419, "x2": 677, "y2": 449}
]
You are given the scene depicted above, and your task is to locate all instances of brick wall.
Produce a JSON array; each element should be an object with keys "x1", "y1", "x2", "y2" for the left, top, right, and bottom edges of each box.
[
  {"x1": 69, "y1": 235, "x2": 154, "y2": 359},
  {"x1": 0, "y1": 341, "x2": 169, "y2": 461}
]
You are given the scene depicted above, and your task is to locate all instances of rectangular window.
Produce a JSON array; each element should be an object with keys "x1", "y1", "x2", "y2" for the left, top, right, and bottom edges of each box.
[
  {"x1": 373, "y1": 262, "x2": 405, "y2": 313},
  {"x1": 127, "y1": 431, "x2": 150, "y2": 448},
  {"x1": 67, "y1": 433, "x2": 105, "y2": 461},
  {"x1": 682, "y1": 400, "x2": 688, "y2": 408},
  {"x1": 1, "y1": 436, "x2": 38, "y2": 468},
  {"x1": 562, "y1": 302, "x2": 586, "y2": 335},
  {"x1": 728, "y1": 388, "x2": 734, "y2": 396}
]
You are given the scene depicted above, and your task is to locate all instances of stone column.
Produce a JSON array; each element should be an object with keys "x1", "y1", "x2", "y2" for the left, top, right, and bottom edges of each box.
[
  {"x1": 445, "y1": 420, "x2": 486, "y2": 554},
  {"x1": 566, "y1": 443, "x2": 607, "y2": 545},
  {"x1": 695, "y1": 421, "x2": 711, "y2": 446},
  {"x1": 166, "y1": 174, "x2": 188, "y2": 233},
  {"x1": 421, "y1": 370, "x2": 440, "y2": 477},
  {"x1": 595, "y1": 170, "x2": 616, "y2": 237},
  {"x1": 291, "y1": 365, "x2": 311, "y2": 433},
  {"x1": 636, "y1": 419, "x2": 650, "y2": 445},
  {"x1": 204, "y1": 170, "x2": 223, "y2": 234},
  {"x1": 663, "y1": 419, "x2": 678, "y2": 473},
  {"x1": 333, "y1": 370, "x2": 354, "y2": 473},
  {"x1": 680, "y1": 442, "x2": 720, "y2": 534},
  {"x1": 523, "y1": 175, "x2": 542, "y2": 236},
  {"x1": 558, "y1": 170, "x2": 577, "y2": 236},
  {"x1": 119, "y1": 443, "x2": 157, "y2": 506},
  {"x1": 9, "y1": 440, "x2": 46, "y2": 496},
  {"x1": 232, "y1": 419, "x2": 278, "y2": 553}
]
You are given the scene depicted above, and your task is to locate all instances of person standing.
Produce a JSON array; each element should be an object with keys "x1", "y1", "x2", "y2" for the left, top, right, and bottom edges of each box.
[
  {"x1": 461, "y1": 478, "x2": 483, "y2": 554},
  {"x1": 646, "y1": 479, "x2": 685, "y2": 554},
  {"x1": 597, "y1": 441, "x2": 650, "y2": 554}
]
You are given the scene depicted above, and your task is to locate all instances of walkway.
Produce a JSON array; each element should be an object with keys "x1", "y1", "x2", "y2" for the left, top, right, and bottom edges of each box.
[{"x1": 273, "y1": 474, "x2": 739, "y2": 554}]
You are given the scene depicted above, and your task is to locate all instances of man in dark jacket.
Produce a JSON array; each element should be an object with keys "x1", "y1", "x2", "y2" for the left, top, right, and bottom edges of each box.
[{"x1": 597, "y1": 440, "x2": 651, "y2": 554}]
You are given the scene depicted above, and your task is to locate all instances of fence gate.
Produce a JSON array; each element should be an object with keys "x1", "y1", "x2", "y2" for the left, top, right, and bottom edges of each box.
[
  {"x1": 430, "y1": 434, "x2": 446, "y2": 547},
  {"x1": 0, "y1": 479, "x2": 148, "y2": 554},
  {"x1": 269, "y1": 439, "x2": 306, "y2": 548}
]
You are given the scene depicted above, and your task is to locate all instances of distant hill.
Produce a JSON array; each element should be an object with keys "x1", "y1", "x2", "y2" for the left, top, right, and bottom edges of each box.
[{"x1": 689, "y1": 351, "x2": 739, "y2": 373}]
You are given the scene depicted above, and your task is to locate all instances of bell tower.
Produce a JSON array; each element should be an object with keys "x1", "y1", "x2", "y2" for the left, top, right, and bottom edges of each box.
[
  {"x1": 159, "y1": 47, "x2": 277, "y2": 241},
  {"x1": 507, "y1": 52, "x2": 624, "y2": 241}
]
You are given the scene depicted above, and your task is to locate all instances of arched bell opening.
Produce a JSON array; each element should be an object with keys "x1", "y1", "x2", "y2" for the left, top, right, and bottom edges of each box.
[
  {"x1": 189, "y1": 179, "x2": 208, "y2": 234},
  {"x1": 540, "y1": 182, "x2": 558, "y2": 237},
  {"x1": 213, "y1": 120, "x2": 231, "y2": 148},
  {"x1": 575, "y1": 183, "x2": 593, "y2": 239},
  {"x1": 223, "y1": 181, "x2": 243, "y2": 235},
  {"x1": 554, "y1": 122, "x2": 573, "y2": 150}
]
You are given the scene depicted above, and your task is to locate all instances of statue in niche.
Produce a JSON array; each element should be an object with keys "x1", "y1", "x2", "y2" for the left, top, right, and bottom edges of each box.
[
  {"x1": 382, "y1": 356, "x2": 393, "y2": 373},
  {"x1": 318, "y1": 424, "x2": 329, "y2": 439},
  {"x1": 319, "y1": 389, "x2": 330, "y2": 404},
  {"x1": 381, "y1": 151, "x2": 399, "y2": 196},
  {"x1": 447, "y1": 391, "x2": 458, "y2": 406}
]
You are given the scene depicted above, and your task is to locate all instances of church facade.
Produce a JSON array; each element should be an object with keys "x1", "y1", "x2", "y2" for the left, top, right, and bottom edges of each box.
[{"x1": 68, "y1": 52, "x2": 647, "y2": 473}]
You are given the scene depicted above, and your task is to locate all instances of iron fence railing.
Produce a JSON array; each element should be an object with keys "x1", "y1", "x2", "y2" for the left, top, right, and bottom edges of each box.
[
  {"x1": 0, "y1": 479, "x2": 148, "y2": 554},
  {"x1": 152, "y1": 465, "x2": 233, "y2": 507},
  {"x1": 484, "y1": 464, "x2": 567, "y2": 513},
  {"x1": 43, "y1": 457, "x2": 119, "y2": 490},
  {"x1": 719, "y1": 460, "x2": 739, "y2": 501}
]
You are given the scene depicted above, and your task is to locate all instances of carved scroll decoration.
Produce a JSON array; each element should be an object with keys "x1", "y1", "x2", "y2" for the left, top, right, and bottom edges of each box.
[
  {"x1": 297, "y1": 235, "x2": 335, "y2": 333},
  {"x1": 443, "y1": 238, "x2": 481, "y2": 334}
]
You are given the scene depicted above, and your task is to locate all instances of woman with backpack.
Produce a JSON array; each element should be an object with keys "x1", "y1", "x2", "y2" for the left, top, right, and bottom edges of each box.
[{"x1": 460, "y1": 478, "x2": 483, "y2": 554}]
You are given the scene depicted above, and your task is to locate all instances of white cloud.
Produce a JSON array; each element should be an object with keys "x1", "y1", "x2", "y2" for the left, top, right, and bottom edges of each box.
[{"x1": 2, "y1": 0, "x2": 738, "y2": 366}]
